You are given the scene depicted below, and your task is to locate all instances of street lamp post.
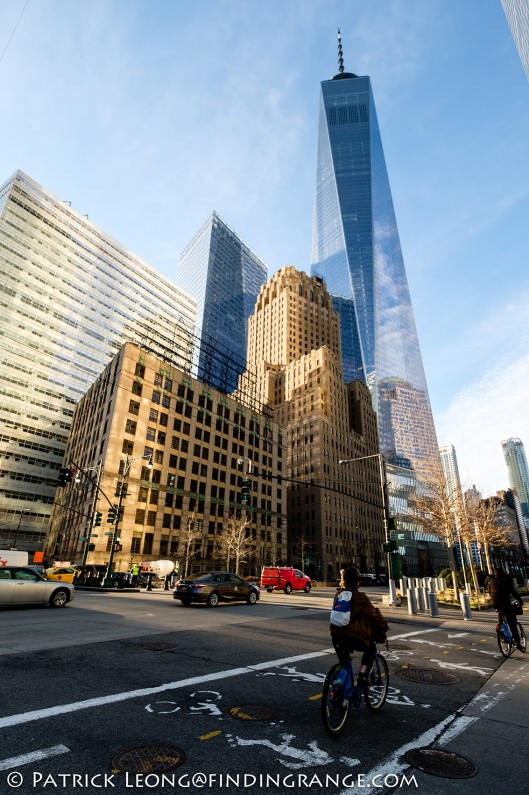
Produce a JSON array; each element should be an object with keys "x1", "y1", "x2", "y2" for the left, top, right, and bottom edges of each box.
[
  {"x1": 102, "y1": 454, "x2": 152, "y2": 588},
  {"x1": 339, "y1": 453, "x2": 398, "y2": 606}
]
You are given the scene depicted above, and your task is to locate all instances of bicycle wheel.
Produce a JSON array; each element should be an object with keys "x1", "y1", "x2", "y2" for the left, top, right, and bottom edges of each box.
[
  {"x1": 497, "y1": 628, "x2": 513, "y2": 658},
  {"x1": 321, "y1": 663, "x2": 351, "y2": 736},
  {"x1": 363, "y1": 653, "x2": 389, "y2": 712},
  {"x1": 517, "y1": 624, "x2": 526, "y2": 653}
]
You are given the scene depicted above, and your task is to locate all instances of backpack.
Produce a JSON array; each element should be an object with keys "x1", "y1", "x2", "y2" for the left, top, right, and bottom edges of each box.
[{"x1": 330, "y1": 590, "x2": 352, "y2": 627}]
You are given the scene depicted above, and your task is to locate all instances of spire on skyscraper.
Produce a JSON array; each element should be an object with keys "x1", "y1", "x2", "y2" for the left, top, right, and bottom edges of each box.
[{"x1": 337, "y1": 28, "x2": 344, "y2": 74}]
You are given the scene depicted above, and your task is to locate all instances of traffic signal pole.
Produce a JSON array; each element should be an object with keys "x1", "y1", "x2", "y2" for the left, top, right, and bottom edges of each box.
[{"x1": 77, "y1": 461, "x2": 103, "y2": 582}]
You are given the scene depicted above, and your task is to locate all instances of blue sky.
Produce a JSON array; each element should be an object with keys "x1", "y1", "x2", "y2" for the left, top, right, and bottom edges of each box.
[{"x1": 1, "y1": 0, "x2": 528, "y2": 497}]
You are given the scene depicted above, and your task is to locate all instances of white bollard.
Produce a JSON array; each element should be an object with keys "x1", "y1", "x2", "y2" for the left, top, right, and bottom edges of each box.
[
  {"x1": 388, "y1": 579, "x2": 398, "y2": 606},
  {"x1": 416, "y1": 587, "x2": 426, "y2": 611},
  {"x1": 428, "y1": 591, "x2": 439, "y2": 617},
  {"x1": 400, "y1": 576, "x2": 408, "y2": 596},
  {"x1": 407, "y1": 589, "x2": 417, "y2": 615},
  {"x1": 460, "y1": 592, "x2": 472, "y2": 621}
]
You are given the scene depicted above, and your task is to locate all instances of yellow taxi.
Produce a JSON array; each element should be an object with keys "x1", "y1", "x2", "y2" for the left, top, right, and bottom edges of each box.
[{"x1": 45, "y1": 567, "x2": 77, "y2": 584}]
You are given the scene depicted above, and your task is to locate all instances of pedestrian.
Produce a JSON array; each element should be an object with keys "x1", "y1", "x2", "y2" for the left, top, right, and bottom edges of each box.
[
  {"x1": 488, "y1": 568, "x2": 524, "y2": 651},
  {"x1": 330, "y1": 566, "x2": 389, "y2": 685}
]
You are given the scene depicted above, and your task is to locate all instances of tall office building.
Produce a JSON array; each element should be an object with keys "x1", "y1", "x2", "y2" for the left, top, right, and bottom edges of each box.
[
  {"x1": 0, "y1": 171, "x2": 196, "y2": 552},
  {"x1": 311, "y1": 33, "x2": 440, "y2": 478},
  {"x1": 47, "y1": 342, "x2": 285, "y2": 571},
  {"x1": 502, "y1": 437, "x2": 529, "y2": 518},
  {"x1": 439, "y1": 444, "x2": 462, "y2": 497},
  {"x1": 177, "y1": 212, "x2": 268, "y2": 393},
  {"x1": 502, "y1": 0, "x2": 529, "y2": 82},
  {"x1": 244, "y1": 266, "x2": 387, "y2": 580}
]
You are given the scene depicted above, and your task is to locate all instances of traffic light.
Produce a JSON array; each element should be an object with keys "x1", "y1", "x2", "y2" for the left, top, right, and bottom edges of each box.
[
  {"x1": 108, "y1": 505, "x2": 118, "y2": 524},
  {"x1": 94, "y1": 511, "x2": 102, "y2": 527},
  {"x1": 241, "y1": 479, "x2": 250, "y2": 501}
]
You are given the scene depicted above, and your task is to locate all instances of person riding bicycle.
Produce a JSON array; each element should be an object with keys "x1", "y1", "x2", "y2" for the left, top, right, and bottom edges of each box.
[
  {"x1": 330, "y1": 566, "x2": 389, "y2": 686},
  {"x1": 488, "y1": 567, "x2": 524, "y2": 651}
]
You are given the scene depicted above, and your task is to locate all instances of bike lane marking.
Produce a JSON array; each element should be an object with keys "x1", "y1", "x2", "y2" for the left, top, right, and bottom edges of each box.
[
  {"x1": 0, "y1": 649, "x2": 336, "y2": 730},
  {"x1": 0, "y1": 629, "x2": 440, "y2": 732}
]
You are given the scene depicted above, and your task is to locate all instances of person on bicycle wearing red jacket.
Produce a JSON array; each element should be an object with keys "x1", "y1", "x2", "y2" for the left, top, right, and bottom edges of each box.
[
  {"x1": 488, "y1": 568, "x2": 524, "y2": 651},
  {"x1": 330, "y1": 566, "x2": 389, "y2": 686}
]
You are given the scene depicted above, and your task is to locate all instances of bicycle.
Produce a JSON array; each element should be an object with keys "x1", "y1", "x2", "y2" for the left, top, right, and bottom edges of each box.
[
  {"x1": 321, "y1": 644, "x2": 389, "y2": 736},
  {"x1": 496, "y1": 612, "x2": 526, "y2": 658}
]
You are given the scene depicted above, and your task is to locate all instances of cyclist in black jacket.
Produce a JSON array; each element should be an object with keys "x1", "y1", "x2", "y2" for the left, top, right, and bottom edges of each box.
[{"x1": 488, "y1": 568, "x2": 524, "y2": 650}]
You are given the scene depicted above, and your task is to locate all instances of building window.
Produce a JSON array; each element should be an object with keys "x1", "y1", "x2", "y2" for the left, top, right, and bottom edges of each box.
[
  {"x1": 129, "y1": 400, "x2": 140, "y2": 415},
  {"x1": 132, "y1": 382, "x2": 142, "y2": 396},
  {"x1": 146, "y1": 427, "x2": 156, "y2": 441},
  {"x1": 131, "y1": 534, "x2": 141, "y2": 554},
  {"x1": 143, "y1": 533, "x2": 154, "y2": 553},
  {"x1": 122, "y1": 440, "x2": 134, "y2": 455},
  {"x1": 149, "y1": 408, "x2": 158, "y2": 423},
  {"x1": 135, "y1": 509, "x2": 145, "y2": 524},
  {"x1": 147, "y1": 511, "x2": 156, "y2": 526},
  {"x1": 125, "y1": 419, "x2": 137, "y2": 435}
]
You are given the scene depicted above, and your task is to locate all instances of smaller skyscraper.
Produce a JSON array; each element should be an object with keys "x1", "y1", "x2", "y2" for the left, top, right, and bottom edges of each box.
[
  {"x1": 502, "y1": 437, "x2": 529, "y2": 518},
  {"x1": 177, "y1": 212, "x2": 268, "y2": 393},
  {"x1": 439, "y1": 444, "x2": 462, "y2": 497}
]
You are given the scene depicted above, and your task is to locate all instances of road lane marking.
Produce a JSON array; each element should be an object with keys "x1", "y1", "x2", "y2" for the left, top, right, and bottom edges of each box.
[
  {"x1": 0, "y1": 629, "x2": 443, "y2": 732},
  {"x1": 0, "y1": 650, "x2": 334, "y2": 730},
  {"x1": 0, "y1": 745, "x2": 69, "y2": 770},
  {"x1": 199, "y1": 730, "x2": 222, "y2": 740}
]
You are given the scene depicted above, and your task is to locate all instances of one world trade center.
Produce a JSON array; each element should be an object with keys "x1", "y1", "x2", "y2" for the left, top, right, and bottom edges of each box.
[{"x1": 311, "y1": 33, "x2": 440, "y2": 477}]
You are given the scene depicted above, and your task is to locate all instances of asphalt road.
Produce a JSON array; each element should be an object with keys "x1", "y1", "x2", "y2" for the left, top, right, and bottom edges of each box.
[{"x1": 0, "y1": 588, "x2": 506, "y2": 795}]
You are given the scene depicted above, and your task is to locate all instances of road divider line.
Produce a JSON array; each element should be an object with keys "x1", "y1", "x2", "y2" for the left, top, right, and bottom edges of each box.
[
  {"x1": 0, "y1": 745, "x2": 69, "y2": 770},
  {"x1": 0, "y1": 650, "x2": 334, "y2": 730}
]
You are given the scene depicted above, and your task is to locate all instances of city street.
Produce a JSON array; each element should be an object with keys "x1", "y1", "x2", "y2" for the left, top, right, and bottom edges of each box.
[{"x1": 1, "y1": 587, "x2": 524, "y2": 794}]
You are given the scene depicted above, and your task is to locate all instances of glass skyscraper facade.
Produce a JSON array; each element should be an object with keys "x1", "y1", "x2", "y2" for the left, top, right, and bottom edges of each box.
[
  {"x1": 311, "y1": 50, "x2": 440, "y2": 478},
  {"x1": 502, "y1": 437, "x2": 529, "y2": 519},
  {"x1": 0, "y1": 171, "x2": 196, "y2": 551},
  {"x1": 177, "y1": 212, "x2": 268, "y2": 393},
  {"x1": 502, "y1": 0, "x2": 529, "y2": 82}
]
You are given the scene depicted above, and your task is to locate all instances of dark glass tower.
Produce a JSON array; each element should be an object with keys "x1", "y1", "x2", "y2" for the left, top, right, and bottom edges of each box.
[
  {"x1": 177, "y1": 212, "x2": 267, "y2": 393},
  {"x1": 311, "y1": 33, "x2": 439, "y2": 476}
]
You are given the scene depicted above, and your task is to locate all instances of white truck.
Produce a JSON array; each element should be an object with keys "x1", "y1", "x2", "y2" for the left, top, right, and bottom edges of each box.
[{"x1": 0, "y1": 550, "x2": 29, "y2": 567}]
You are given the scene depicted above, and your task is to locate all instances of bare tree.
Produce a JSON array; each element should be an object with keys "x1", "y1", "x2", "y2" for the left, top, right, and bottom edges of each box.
[
  {"x1": 465, "y1": 495, "x2": 514, "y2": 574},
  {"x1": 408, "y1": 468, "x2": 465, "y2": 597},
  {"x1": 215, "y1": 513, "x2": 255, "y2": 574},
  {"x1": 178, "y1": 510, "x2": 203, "y2": 577}
]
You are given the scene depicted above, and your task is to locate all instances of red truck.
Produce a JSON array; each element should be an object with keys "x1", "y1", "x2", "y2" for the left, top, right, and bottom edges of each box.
[{"x1": 260, "y1": 566, "x2": 312, "y2": 594}]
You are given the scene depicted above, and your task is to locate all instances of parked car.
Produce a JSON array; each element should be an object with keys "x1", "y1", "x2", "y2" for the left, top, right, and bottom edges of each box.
[
  {"x1": 0, "y1": 566, "x2": 75, "y2": 608},
  {"x1": 260, "y1": 566, "x2": 312, "y2": 594},
  {"x1": 173, "y1": 572, "x2": 260, "y2": 607}
]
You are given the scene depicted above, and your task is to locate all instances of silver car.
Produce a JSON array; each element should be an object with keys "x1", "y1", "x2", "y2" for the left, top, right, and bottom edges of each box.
[{"x1": 0, "y1": 566, "x2": 75, "y2": 608}]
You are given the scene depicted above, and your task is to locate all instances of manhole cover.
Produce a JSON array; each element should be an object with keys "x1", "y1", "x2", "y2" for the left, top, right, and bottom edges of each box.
[
  {"x1": 225, "y1": 704, "x2": 279, "y2": 721},
  {"x1": 399, "y1": 667, "x2": 460, "y2": 684},
  {"x1": 142, "y1": 642, "x2": 176, "y2": 651},
  {"x1": 404, "y1": 748, "x2": 478, "y2": 779},
  {"x1": 112, "y1": 743, "x2": 185, "y2": 773},
  {"x1": 387, "y1": 643, "x2": 411, "y2": 650}
]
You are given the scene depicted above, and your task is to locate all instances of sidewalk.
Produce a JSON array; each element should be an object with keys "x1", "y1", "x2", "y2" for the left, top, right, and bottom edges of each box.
[
  {"x1": 396, "y1": 650, "x2": 529, "y2": 793},
  {"x1": 355, "y1": 600, "x2": 529, "y2": 794}
]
